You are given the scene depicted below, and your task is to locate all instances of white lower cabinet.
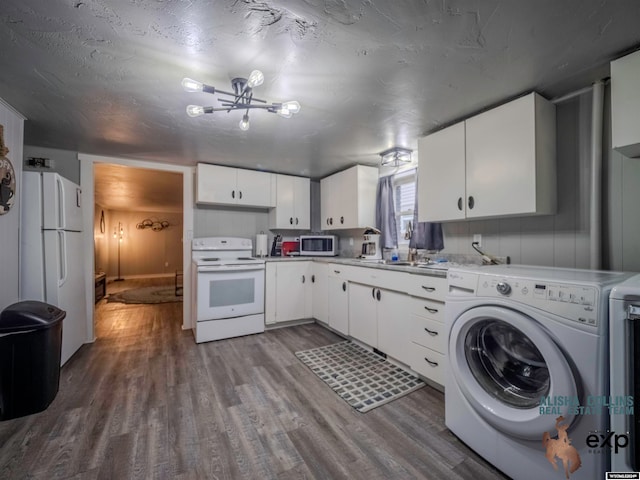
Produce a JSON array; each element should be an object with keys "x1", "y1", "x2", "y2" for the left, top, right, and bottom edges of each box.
[
  {"x1": 376, "y1": 291, "x2": 412, "y2": 366},
  {"x1": 409, "y1": 343, "x2": 445, "y2": 386},
  {"x1": 311, "y1": 262, "x2": 329, "y2": 325},
  {"x1": 265, "y1": 261, "x2": 312, "y2": 325},
  {"x1": 327, "y1": 267, "x2": 349, "y2": 335},
  {"x1": 348, "y1": 283, "x2": 379, "y2": 348},
  {"x1": 266, "y1": 260, "x2": 447, "y2": 387},
  {"x1": 407, "y1": 289, "x2": 447, "y2": 386}
]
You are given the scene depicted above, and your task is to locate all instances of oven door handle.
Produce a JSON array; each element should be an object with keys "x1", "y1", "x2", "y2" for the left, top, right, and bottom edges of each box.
[{"x1": 197, "y1": 264, "x2": 265, "y2": 273}]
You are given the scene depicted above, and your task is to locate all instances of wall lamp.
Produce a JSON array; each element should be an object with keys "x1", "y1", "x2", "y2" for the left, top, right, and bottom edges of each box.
[
  {"x1": 379, "y1": 147, "x2": 413, "y2": 167},
  {"x1": 182, "y1": 70, "x2": 300, "y2": 130}
]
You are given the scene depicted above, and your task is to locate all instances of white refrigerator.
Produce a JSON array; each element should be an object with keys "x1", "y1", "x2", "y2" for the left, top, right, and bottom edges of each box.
[{"x1": 20, "y1": 172, "x2": 87, "y2": 366}]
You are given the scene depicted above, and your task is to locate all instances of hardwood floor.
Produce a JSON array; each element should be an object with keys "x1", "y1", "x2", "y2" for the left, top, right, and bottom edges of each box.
[{"x1": 0, "y1": 278, "x2": 507, "y2": 479}]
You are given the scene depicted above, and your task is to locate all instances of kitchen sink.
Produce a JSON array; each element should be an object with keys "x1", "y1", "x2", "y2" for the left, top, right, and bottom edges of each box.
[{"x1": 356, "y1": 259, "x2": 421, "y2": 267}]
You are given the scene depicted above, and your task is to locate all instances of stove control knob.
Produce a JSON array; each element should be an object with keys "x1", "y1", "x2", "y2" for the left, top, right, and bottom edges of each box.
[{"x1": 496, "y1": 282, "x2": 511, "y2": 296}]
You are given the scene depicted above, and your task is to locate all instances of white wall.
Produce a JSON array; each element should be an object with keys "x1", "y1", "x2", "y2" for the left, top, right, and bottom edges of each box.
[
  {"x1": 0, "y1": 99, "x2": 25, "y2": 310},
  {"x1": 23, "y1": 145, "x2": 80, "y2": 185},
  {"x1": 106, "y1": 209, "x2": 183, "y2": 278}
]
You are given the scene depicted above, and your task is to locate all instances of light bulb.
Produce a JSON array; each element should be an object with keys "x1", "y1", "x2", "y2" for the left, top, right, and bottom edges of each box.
[
  {"x1": 276, "y1": 100, "x2": 300, "y2": 118},
  {"x1": 182, "y1": 77, "x2": 204, "y2": 92},
  {"x1": 282, "y1": 101, "x2": 300, "y2": 114},
  {"x1": 247, "y1": 70, "x2": 264, "y2": 88},
  {"x1": 239, "y1": 114, "x2": 250, "y2": 131},
  {"x1": 186, "y1": 105, "x2": 205, "y2": 117}
]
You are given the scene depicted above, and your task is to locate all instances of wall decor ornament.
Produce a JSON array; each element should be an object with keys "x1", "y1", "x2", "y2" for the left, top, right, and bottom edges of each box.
[
  {"x1": 0, "y1": 124, "x2": 16, "y2": 215},
  {"x1": 136, "y1": 218, "x2": 170, "y2": 231}
]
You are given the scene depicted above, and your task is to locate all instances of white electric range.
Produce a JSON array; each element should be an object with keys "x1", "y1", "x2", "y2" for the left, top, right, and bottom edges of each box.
[{"x1": 191, "y1": 237, "x2": 265, "y2": 343}]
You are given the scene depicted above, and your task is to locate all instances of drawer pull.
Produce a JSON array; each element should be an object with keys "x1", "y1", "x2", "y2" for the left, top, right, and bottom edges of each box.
[
  {"x1": 422, "y1": 286, "x2": 436, "y2": 292},
  {"x1": 424, "y1": 357, "x2": 439, "y2": 367},
  {"x1": 424, "y1": 306, "x2": 439, "y2": 314},
  {"x1": 334, "y1": 270, "x2": 341, "y2": 274},
  {"x1": 424, "y1": 327, "x2": 438, "y2": 336}
]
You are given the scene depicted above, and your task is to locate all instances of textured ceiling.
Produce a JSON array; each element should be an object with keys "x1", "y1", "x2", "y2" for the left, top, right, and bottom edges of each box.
[
  {"x1": 2, "y1": 0, "x2": 640, "y2": 181},
  {"x1": 93, "y1": 163, "x2": 183, "y2": 213}
]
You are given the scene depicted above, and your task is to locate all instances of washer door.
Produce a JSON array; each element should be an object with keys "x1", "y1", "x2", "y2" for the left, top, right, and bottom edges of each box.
[{"x1": 449, "y1": 305, "x2": 578, "y2": 440}]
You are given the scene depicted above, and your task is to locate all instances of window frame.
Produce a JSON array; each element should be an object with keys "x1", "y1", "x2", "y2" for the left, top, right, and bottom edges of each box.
[{"x1": 392, "y1": 168, "x2": 417, "y2": 248}]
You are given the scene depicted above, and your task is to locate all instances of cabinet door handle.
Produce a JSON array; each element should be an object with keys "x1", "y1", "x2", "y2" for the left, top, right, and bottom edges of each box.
[
  {"x1": 424, "y1": 306, "x2": 439, "y2": 314},
  {"x1": 290, "y1": 217, "x2": 294, "y2": 225},
  {"x1": 295, "y1": 217, "x2": 299, "y2": 225},
  {"x1": 342, "y1": 282, "x2": 346, "y2": 292},
  {"x1": 424, "y1": 327, "x2": 438, "y2": 336},
  {"x1": 340, "y1": 216, "x2": 344, "y2": 224},
  {"x1": 232, "y1": 190, "x2": 235, "y2": 199},
  {"x1": 422, "y1": 286, "x2": 436, "y2": 292},
  {"x1": 468, "y1": 195, "x2": 475, "y2": 210},
  {"x1": 311, "y1": 275, "x2": 315, "y2": 283},
  {"x1": 326, "y1": 218, "x2": 330, "y2": 225},
  {"x1": 239, "y1": 191, "x2": 243, "y2": 199},
  {"x1": 334, "y1": 270, "x2": 341, "y2": 274},
  {"x1": 329, "y1": 218, "x2": 333, "y2": 225},
  {"x1": 457, "y1": 197, "x2": 463, "y2": 211},
  {"x1": 302, "y1": 275, "x2": 305, "y2": 283},
  {"x1": 376, "y1": 289, "x2": 381, "y2": 301},
  {"x1": 424, "y1": 357, "x2": 439, "y2": 367}
]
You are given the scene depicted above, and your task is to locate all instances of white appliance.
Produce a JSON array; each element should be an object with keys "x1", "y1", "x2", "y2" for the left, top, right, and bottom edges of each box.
[
  {"x1": 191, "y1": 237, "x2": 265, "y2": 343},
  {"x1": 445, "y1": 265, "x2": 632, "y2": 480},
  {"x1": 609, "y1": 273, "x2": 640, "y2": 473},
  {"x1": 361, "y1": 233, "x2": 381, "y2": 260},
  {"x1": 20, "y1": 172, "x2": 87, "y2": 366},
  {"x1": 299, "y1": 235, "x2": 338, "y2": 256}
]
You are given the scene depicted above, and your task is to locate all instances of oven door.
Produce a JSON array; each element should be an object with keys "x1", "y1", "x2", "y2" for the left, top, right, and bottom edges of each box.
[{"x1": 196, "y1": 264, "x2": 265, "y2": 321}]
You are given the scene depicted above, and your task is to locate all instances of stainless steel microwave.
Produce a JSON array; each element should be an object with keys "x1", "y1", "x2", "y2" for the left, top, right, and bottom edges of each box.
[{"x1": 299, "y1": 235, "x2": 338, "y2": 256}]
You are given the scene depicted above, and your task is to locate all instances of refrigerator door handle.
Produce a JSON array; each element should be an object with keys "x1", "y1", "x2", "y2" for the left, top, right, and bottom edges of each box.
[
  {"x1": 56, "y1": 175, "x2": 65, "y2": 229},
  {"x1": 58, "y1": 231, "x2": 68, "y2": 287}
]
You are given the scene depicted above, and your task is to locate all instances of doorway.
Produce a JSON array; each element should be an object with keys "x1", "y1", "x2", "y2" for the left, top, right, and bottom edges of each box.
[{"x1": 79, "y1": 154, "x2": 194, "y2": 342}]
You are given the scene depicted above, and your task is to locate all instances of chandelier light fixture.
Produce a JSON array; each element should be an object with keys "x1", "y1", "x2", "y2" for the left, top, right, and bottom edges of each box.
[
  {"x1": 182, "y1": 70, "x2": 300, "y2": 130},
  {"x1": 379, "y1": 146, "x2": 413, "y2": 167}
]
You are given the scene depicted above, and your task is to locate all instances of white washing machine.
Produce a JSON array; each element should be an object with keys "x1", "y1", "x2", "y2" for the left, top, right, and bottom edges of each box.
[
  {"x1": 445, "y1": 265, "x2": 632, "y2": 480},
  {"x1": 609, "y1": 273, "x2": 640, "y2": 473}
]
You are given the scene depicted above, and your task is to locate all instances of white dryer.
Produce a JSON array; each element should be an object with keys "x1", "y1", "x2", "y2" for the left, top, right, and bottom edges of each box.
[
  {"x1": 445, "y1": 265, "x2": 631, "y2": 480},
  {"x1": 609, "y1": 273, "x2": 640, "y2": 473}
]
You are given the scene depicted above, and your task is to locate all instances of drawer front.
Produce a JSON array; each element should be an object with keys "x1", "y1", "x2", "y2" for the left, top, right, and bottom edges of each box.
[
  {"x1": 408, "y1": 274, "x2": 447, "y2": 301},
  {"x1": 347, "y1": 266, "x2": 411, "y2": 293},
  {"x1": 410, "y1": 314, "x2": 445, "y2": 353},
  {"x1": 410, "y1": 342, "x2": 446, "y2": 386},
  {"x1": 409, "y1": 297, "x2": 445, "y2": 323}
]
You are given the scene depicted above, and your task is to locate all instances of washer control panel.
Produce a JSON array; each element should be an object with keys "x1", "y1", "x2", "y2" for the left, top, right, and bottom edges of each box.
[{"x1": 477, "y1": 275, "x2": 599, "y2": 327}]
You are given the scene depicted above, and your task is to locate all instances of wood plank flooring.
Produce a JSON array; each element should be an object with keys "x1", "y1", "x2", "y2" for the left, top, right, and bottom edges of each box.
[{"x1": 0, "y1": 277, "x2": 508, "y2": 479}]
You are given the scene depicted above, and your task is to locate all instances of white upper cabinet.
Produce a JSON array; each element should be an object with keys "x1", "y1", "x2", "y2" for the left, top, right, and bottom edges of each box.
[
  {"x1": 417, "y1": 122, "x2": 466, "y2": 222},
  {"x1": 611, "y1": 50, "x2": 640, "y2": 158},
  {"x1": 269, "y1": 174, "x2": 310, "y2": 229},
  {"x1": 320, "y1": 165, "x2": 378, "y2": 230},
  {"x1": 418, "y1": 92, "x2": 556, "y2": 222},
  {"x1": 196, "y1": 163, "x2": 274, "y2": 207}
]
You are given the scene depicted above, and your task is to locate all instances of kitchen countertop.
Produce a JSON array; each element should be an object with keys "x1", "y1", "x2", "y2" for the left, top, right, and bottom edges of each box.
[{"x1": 264, "y1": 255, "x2": 449, "y2": 278}]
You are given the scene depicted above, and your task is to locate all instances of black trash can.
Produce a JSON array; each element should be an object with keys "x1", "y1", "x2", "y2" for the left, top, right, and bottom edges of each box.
[{"x1": 0, "y1": 301, "x2": 65, "y2": 421}]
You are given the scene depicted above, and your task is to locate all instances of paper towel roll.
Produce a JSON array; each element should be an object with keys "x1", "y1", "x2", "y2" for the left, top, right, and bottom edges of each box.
[{"x1": 256, "y1": 233, "x2": 268, "y2": 257}]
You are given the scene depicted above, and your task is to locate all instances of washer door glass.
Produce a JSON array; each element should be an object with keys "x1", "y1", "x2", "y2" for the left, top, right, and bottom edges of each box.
[
  {"x1": 449, "y1": 305, "x2": 578, "y2": 439},
  {"x1": 465, "y1": 319, "x2": 549, "y2": 409}
]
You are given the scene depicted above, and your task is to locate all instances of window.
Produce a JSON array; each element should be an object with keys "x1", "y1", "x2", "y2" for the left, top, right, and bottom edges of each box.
[{"x1": 393, "y1": 169, "x2": 417, "y2": 246}]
